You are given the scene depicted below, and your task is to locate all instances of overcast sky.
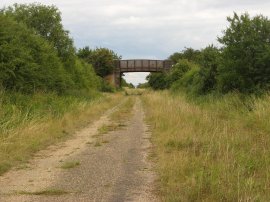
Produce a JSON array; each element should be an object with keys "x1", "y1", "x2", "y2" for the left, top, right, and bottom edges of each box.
[{"x1": 2, "y1": 0, "x2": 270, "y2": 85}]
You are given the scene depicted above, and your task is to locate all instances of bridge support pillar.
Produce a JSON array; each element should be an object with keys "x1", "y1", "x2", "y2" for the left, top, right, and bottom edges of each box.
[
  {"x1": 114, "y1": 70, "x2": 121, "y2": 88},
  {"x1": 104, "y1": 70, "x2": 121, "y2": 88}
]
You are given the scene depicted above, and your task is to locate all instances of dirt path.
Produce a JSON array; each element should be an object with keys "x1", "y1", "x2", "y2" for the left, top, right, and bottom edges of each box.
[{"x1": 0, "y1": 97, "x2": 157, "y2": 202}]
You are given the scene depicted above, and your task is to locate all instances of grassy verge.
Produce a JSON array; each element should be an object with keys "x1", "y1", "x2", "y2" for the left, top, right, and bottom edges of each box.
[
  {"x1": 142, "y1": 90, "x2": 270, "y2": 201},
  {"x1": 0, "y1": 91, "x2": 122, "y2": 175}
]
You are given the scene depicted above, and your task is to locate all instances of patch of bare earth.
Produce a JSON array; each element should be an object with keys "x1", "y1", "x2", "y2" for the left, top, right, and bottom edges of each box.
[{"x1": 0, "y1": 97, "x2": 157, "y2": 202}]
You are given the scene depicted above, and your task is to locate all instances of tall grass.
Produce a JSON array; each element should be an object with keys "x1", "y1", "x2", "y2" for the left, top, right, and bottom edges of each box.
[
  {"x1": 142, "y1": 91, "x2": 270, "y2": 201},
  {"x1": 0, "y1": 91, "x2": 122, "y2": 175}
]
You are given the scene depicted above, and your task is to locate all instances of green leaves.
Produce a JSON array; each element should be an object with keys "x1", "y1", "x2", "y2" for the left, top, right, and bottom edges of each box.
[
  {"x1": 0, "y1": 14, "x2": 65, "y2": 93},
  {"x1": 0, "y1": 4, "x2": 100, "y2": 94},
  {"x1": 77, "y1": 47, "x2": 121, "y2": 77},
  {"x1": 166, "y1": 13, "x2": 270, "y2": 96},
  {"x1": 218, "y1": 13, "x2": 270, "y2": 93},
  {"x1": 2, "y1": 3, "x2": 75, "y2": 60}
]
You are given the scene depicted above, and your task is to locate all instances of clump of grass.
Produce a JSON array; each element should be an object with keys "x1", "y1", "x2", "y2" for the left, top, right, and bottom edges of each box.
[
  {"x1": 61, "y1": 161, "x2": 80, "y2": 169},
  {"x1": 15, "y1": 164, "x2": 31, "y2": 170},
  {"x1": 18, "y1": 189, "x2": 69, "y2": 196},
  {"x1": 0, "y1": 162, "x2": 11, "y2": 175},
  {"x1": 98, "y1": 125, "x2": 111, "y2": 134},
  {"x1": 142, "y1": 91, "x2": 270, "y2": 201},
  {"x1": 101, "y1": 140, "x2": 109, "y2": 144},
  {"x1": 94, "y1": 142, "x2": 102, "y2": 147}
]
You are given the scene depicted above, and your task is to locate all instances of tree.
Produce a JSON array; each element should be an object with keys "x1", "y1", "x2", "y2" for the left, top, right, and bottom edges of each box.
[
  {"x1": 121, "y1": 78, "x2": 135, "y2": 88},
  {"x1": 147, "y1": 73, "x2": 168, "y2": 90},
  {"x1": 194, "y1": 45, "x2": 221, "y2": 94},
  {"x1": 77, "y1": 47, "x2": 121, "y2": 77},
  {"x1": 0, "y1": 14, "x2": 68, "y2": 93},
  {"x1": 166, "y1": 59, "x2": 197, "y2": 88},
  {"x1": 217, "y1": 13, "x2": 270, "y2": 93},
  {"x1": 137, "y1": 82, "x2": 149, "y2": 89},
  {"x1": 168, "y1": 48, "x2": 201, "y2": 64},
  {"x1": 1, "y1": 3, "x2": 75, "y2": 60}
]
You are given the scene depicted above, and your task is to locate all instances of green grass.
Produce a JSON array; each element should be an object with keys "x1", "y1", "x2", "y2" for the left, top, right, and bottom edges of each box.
[
  {"x1": 142, "y1": 91, "x2": 270, "y2": 201},
  {"x1": 98, "y1": 125, "x2": 111, "y2": 135},
  {"x1": 61, "y1": 161, "x2": 80, "y2": 169},
  {"x1": 94, "y1": 142, "x2": 102, "y2": 147}
]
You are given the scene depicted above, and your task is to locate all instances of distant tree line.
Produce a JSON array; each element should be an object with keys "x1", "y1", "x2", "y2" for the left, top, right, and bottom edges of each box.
[
  {"x1": 147, "y1": 13, "x2": 270, "y2": 95},
  {"x1": 0, "y1": 3, "x2": 119, "y2": 94}
]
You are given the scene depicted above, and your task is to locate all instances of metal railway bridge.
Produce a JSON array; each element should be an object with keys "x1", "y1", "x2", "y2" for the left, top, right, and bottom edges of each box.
[{"x1": 111, "y1": 59, "x2": 173, "y2": 87}]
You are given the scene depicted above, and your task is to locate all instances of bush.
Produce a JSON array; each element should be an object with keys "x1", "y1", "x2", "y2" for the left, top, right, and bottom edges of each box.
[
  {"x1": 0, "y1": 4, "x2": 100, "y2": 95},
  {"x1": 147, "y1": 73, "x2": 168, "y2": 90},
  {"x1": 2, "y1": 3, "x2": 75, "y2": 60},
  {"x1": 171, "y1": 67, "x2": 200, "y2": 94},
  {"x1": 168, "y1": 47, "x2": 201, "y2": 64},
  {"x1": 193, "y1": 45, "x2": 221, "y2": 94},
  {"x1": 77, "y1": 46, "x2": 121, "y2": 77},
  {"x1": 100, "y1": 80, "x2": 115, "y2": 93},
  {"x1": 167, "y1": 59, "x2": 198, "y2": 88},
  {"x1": 217, "y1": 13, "x2": 270, "y2": 94},
  {"x1": 0, "y1": 14, "x2": 68, "y2": 93}
]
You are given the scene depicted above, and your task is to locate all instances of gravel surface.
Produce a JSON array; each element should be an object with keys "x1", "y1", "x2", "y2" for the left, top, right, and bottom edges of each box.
[{"x1": 0, "y1": 97, "x2": 157, "y2": 202}]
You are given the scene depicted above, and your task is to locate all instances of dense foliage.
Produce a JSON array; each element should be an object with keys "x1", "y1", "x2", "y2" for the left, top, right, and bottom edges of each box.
[
  {"x1": 0, "y1": 14, "x2": 67, "y2": 93},
  {"x1": 217, "y1": 13, "x2": 270, "y2": 93},
  {"x1": 149, "y1": 13, "x2": 270, "y2": 95},
  {"x1": 137, "y1": 82, "x2": 149, "y2": 89},
  {"x1": 121, "y1": 78, "x2": 135, "y2": 88},
  {"x1": 2, "y1": 3, "x2": 75, "y2": 60},
  {"x1": 77, "y1": 46, "x2": 121, "y2": 77},
  {"x1": 0, "y1": 4, "x2": 100, "y2": 94},
  {"x1": 147, "y1": 73, "x2": 168, "y2": 90},
  {"x1": 168, "y1": 47, "x2": 201, "y2": 64}
]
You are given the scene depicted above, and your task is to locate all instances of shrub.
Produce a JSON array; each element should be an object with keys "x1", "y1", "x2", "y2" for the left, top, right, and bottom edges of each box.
[
  {"x1": 77, "y1": 46, "x2": 121, "y2": 77},
  {"x1": 2, "y1": 3, "x2": 75, "y2": 60},
  {"x1": 147, "y1": 73, "x2": 168, "y2": 90},
  {"x1": 193, "y1": 45, "x2": 221, "y2": 94},
  {"x1": 0, "y1": 14, "x2": 67, "y2": 93},
  {"x1": 167, "y1": 59, "x2": 198, "y2": 88},
  {"x1": 169, "y1": 47, "x2": 201, "y2": 64},
  {"x1": 171, "y1": 67, "x2": 200, "y2": 94},
  {"x1": 217, "y1": 13, "x2": 270, "y2": 94}
]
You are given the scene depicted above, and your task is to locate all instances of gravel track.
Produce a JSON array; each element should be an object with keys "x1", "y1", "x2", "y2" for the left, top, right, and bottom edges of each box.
[{"x1": 0, "y1": 97, "x2": 157, "y2": 202}]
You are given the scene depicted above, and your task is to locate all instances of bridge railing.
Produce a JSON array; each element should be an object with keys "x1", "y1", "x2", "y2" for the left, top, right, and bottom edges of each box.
[{"x1": 114, "y1": 59, "x2": 172, "y2": 72}]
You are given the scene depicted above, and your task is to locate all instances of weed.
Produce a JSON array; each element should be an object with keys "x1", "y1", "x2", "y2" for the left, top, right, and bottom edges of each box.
[
  {"x1": 94, "y1": 142, "x2": 102, "y2": 147},
  {"x1": 101, "y1": 140, "x2": 109, "y2": 144},
  {"x1": 61, "y1": 161, "x2": 80, "y2": 169}
]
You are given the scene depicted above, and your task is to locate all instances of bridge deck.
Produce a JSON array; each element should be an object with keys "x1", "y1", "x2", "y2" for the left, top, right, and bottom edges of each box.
[{"x1": 115, "y1": 59, "x2": 172, "y2": 72}]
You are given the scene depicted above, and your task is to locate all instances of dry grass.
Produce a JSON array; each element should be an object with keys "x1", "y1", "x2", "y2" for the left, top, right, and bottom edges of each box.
[
  {"x1": 142, "y1": 91, "x2": 270, "y2": 201},
  {"x1": 94, "y1": 96, "x2": 136, "y2": 146},
  {"x1": 110, "y1": 96, "x2": 135, "y2": 122},
  {"x1": 0, "y1": 93, "x2": 123, "y2": 175}
]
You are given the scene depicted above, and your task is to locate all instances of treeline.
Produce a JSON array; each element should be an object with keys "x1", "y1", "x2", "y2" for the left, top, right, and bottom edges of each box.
[
  {"x1": 148, "y1": 13, "x2": 270, "y2": 95},
  {"x1": 0, "y1": 3, "x2": 120, "y2": 94}
]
